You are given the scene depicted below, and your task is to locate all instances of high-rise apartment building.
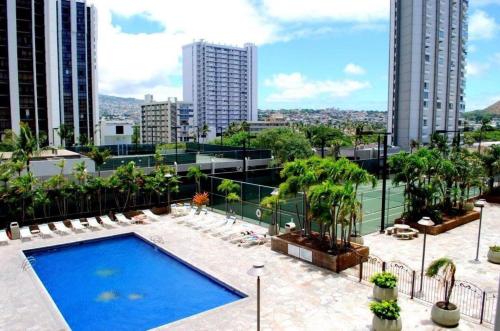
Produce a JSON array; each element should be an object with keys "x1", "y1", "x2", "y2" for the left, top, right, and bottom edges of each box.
[
  {"x1": 387, "y1": 0, "x2": 468, "y2": 148},
  {"x1": 0, "y1": 0, "x2": 97, "y2": 145},
  {"x1": 141, "y1": 96, "x2": 178, "y2": 144},
  {"x1": 183, "y1": 40, "x2": 257, "y2": 139}
]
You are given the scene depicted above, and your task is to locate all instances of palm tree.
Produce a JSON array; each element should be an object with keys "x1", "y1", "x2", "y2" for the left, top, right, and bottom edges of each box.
[
  {"x1": 87, "y1": 146, "x2": 111, "y2": 176},
  {"x1": 478, "y1": 118, "x2": 492, "y2": 155},
  {"x1": 11, "y1": 122, "x2": 41, "y2": 173},
  {"x1": 426, "y1": 258, "x2": 457, "y2": 310},
  {"x1": 201, "y1": 123, "x2": 210, "y2": 143},
  {"x1": 409, "y1": 139, "x2": 420, "y2": 154},
  {"x1": 217, "y1": 179, "x2": 240, "y2": 215},
  {"x1": 187, "y1": 166, "x2": 207, "y2": 193},
  {"x1": 57, "y1": 124, "x2": 74, "y2": 147}
]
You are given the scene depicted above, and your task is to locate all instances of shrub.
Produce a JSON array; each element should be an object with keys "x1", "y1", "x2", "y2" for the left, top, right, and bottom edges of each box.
[
  {"x1": 192, "y1": 192, "x2": 209, "y2": 207},
  {"x1": 370, "y1": 300, "x2": 401, "y2": 320},
  {"x1": 369, "y1": 272, "x2": 398, "y2": 289},
  {"x1": 490, "y1": 245, "x2": 500, "y2": 252}
]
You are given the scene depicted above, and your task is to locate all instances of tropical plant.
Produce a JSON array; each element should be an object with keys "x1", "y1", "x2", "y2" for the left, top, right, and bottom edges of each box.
[
  {"x1": 426, "y1": 258, "x2": 457, "y2": 310},
  {"x1": 132, "y1": 125, "x2": 141, "y2": 151},
  {"x1": 57, "y1": 123, "x2": 74, "y2": 147},
  {"x1": 11, "y1": 122, "x2": 42, "y2": 172},
  {"x1": 480, "y1": 144, "x2": 500, "y2": 192},
  {"x1": 187, "y1": 166, "x2": 207, "y2": 193},
  {"x1": 86, "y1": 146, "x2": 111, "y2": 176},
  {"x1": 490, "y1": 245, "x2": 500, "y2": 252},
  {"x1": 7, "y1": 172, "x2": 38, "y2": 222},
  {"x1": 370, "y1": 272, "x2": 398, "y2": 289},
  {"x1": 108, "y1": 161, "x2": 145, "y2": 211},
  {"x1": 192, "y1": 192, "x2": 209, "y2": 207},
  {"x1": 217, "y1": 179, "x2": 240, "y2": 215},
  {"x1": 370, "y1": 300, "x2": 401, "y2": 320}
]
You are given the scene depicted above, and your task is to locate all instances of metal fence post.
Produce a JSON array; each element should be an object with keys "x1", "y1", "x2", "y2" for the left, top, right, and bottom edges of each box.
[
  {"x1": 359, "y1": 259, "x2": 363, "y2": 282},
  {"x1": 240, "y1": 183, "x2": 244, "y2": 220},
  {"x1": 480, "y1": 291, "x2": 486, "y2": 324},
  {"x1": 386, "y1": 188, "x2": 390, "y2": 227},
  {"x1": 411, "y1": 271, "x2": 416, "y2": 299}
]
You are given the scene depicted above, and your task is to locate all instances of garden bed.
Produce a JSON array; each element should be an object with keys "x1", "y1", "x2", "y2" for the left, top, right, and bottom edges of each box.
[
  {"x1": 396, "y1": 210, "x2": 480, "y2": 235},
  {"x1": 271, "y1": 231, "x2": 369, "y2": 273}
]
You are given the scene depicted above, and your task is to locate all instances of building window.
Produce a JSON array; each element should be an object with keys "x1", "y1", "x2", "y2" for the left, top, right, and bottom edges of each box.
[
  {"x1": 425, "y1": 54, "x2": 430, "y2": 62},
  {"x1": 116, "y1": 126, "x2": 124, "y2": 135},
  {"x1": 423, "y1": 119, "x2": 428, "y2": 127},
  {"x1": 437, "y1": 102, "x2": 442, "y2": 109}
]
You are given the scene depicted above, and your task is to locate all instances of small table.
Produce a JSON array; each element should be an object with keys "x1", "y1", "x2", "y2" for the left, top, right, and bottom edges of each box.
[{"x1": 393, "y1": 224, "x2": 410, "y2": 234}]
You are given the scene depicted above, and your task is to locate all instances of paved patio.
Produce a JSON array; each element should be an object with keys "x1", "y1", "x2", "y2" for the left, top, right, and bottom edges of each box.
[
  {"x1": 0, "y1": 207, "x2": 496, "y2": 330},
  {"x1": 364, "y1": 203, "x2": 500, "y2": 291}
]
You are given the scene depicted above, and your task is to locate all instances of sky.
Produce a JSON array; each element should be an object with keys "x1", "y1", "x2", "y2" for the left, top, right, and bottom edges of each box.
[{"x1": 89, "y1": 0, "x2": 500, "y2": 111}]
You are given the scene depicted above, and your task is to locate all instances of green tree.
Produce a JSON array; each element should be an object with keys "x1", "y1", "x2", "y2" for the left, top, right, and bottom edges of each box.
[
  {"x1": 426, "y1": 258, "x2": 457, "y2": 310},
  {"x1": 11, "y1": 122, "x2": 42, "y2": 172},
  {"x1": 481, "y1": 144, "x2": 500, "y2": 192},
  {"x1": 87, "y1": 146, "x2": 111, "y2": 176},
  {"x1": 57, "y1": 123, "x2": 74, "y2": 147},
  {"x1": 132, "y1": 125, "x2": 141, "y2": 151},
  {"x1": 187, "y1": 166, "x2": 207, "y2": 193},
  {"x1": 253, "y1": 128, "x2": 314, "y2": 164},
  {"x1": 217, "y1": 179, "x2": 240, "y2": 215}
]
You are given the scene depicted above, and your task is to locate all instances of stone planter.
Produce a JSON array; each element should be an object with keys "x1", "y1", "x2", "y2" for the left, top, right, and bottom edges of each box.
[
  {"x1": 372, "y1": 315, "x2": 402, "y2": 331},
  {"x1": 487, "y1": 248, "x2": 500, "y2": 264},
  {"x1": 431, "y1": 302, "x2": 460, "y2": 327},
  {"x1": 350, "y1": 235, "x2": 364, "y2": 245},
  {"x1": 373, "y1": 285, "x2": 398, "y2": 301}
]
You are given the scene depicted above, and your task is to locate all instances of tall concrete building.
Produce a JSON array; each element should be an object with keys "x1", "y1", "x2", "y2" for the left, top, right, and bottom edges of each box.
[
  {"x1": 183, "y1": 40, "x2": 257, "y2": 139},
  {"x1": 140, "y1": 96, "x2": 177, "y2": 144},
  {"x1": 0, "y1": 0, "x2": 97, "y2": 145},
  {"x1": 387, "y1": 0, "x2": 468, "y2": 148}
]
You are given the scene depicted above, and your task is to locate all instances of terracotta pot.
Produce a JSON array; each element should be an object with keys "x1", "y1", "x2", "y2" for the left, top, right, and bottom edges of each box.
[
  {"x1": 373, "y1": 285, "x2": 398, "y2": 301},
  {"x1": 372, "y1": 315, "x2": 402, "y2": 331},
  {"x1": 487, "y1": 248, "x2": 500, "y2": 264},
  {"x1": 431, "y1": 302, "x2": 460, "y2": 327},
  {"x1": 350, "y1": 235, "x2": 364, "y2": 245}
]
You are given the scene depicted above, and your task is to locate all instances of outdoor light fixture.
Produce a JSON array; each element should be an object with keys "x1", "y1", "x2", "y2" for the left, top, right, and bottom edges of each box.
[
  {"x1": 417, "y1": 216, "x2": 434, "y2": 292},
  {"x1": 472, "y1": 199, "x2": 486, "y2": 263},
  {"x1": 247, "y1": 262, "x2": 268, "y2": 331}
]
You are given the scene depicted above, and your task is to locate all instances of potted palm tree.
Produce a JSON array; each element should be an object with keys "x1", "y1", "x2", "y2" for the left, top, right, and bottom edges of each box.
[
  {"x1": 370, "y1": 300, "x2": 402, "y2": 331},
  {"x1": 426, "y1": 258, "x2": 460, "y2": 327},
  {"x1": 370, "y1": 272, "x2": 398, "y2": 301},
  {"x1": 488, "y1": 245, "x2": 500, "y2": 264}
]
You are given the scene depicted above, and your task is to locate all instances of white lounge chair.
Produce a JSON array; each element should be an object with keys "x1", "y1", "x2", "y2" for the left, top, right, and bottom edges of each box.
[
  {"x1": 219, "y1": 224, "x2": 252, "y2": 239},
  {"x1": 209, "y1": 218, "x2": 236, "y2": 234},
  {"x1": 99, "y1": 215, "x2": 116, "y2": 228},
  {"x1": 20, "y1": 227, "x2": 33, "y2": 240},
  {"x1": 141, "y1": 209, "x2": 161, "y2": 222},
  {"x1": 176, "y1": 207, "x2": 198, "y2": 222},
  {"x1": 198, "y1": 217, "x2": 229, "y2": 231},
  {"x1": 53, "y1": 222, "x2": 71, "y2": 234},
  {"x1": 0, "y1": 230, "x2": 9, "y2": 244},
  {"x1": 87, "y1": 217, "x2": 102, "y2": 230},
  {"x1": 187, "y1": 213, "x2": 215, "y2": 227},
  {"x1": 70, "y1": 219, "x2": 86, "y2": 232},
  {"x1": 115, "y1": 213, "x2": 134, "y2": 225},
  {"x1": 238, "y1": 234, "x2": 269, "y2": 246},
  {"x1": 38, "y1": 224, "x2": 53, "y2": 238}
]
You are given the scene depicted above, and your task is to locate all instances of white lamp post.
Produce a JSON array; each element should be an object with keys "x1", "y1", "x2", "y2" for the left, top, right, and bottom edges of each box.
[
  {"x1": 418, "y1": 216, "x2": 434, "y2": 292},
  {"x1": 472, "y1": 199, "x2": 486, "y2": 263},
  {"x1": 247, "y1": 263, "x2": 267, "y2": 331}
]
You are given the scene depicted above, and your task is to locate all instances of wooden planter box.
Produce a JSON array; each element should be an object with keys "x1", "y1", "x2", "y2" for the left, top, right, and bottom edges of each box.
[
  {"x1": 151, "y1": 206, "x2": 170, "y2": 215},
  {"x1": 396, "y1": 210, "x2": 480, "y2": 235},
  {"x1": 271, "y1": 231, "x2": 369, "y2": 273}
]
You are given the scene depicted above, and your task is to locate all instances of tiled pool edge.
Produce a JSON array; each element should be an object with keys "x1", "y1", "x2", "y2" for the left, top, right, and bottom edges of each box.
[
  {"x1": 18, "y1": 251, "x2": 70, "y2": 330},
  {"x1": 22, "y1": 230, "x2": 250, "y2": 331}
]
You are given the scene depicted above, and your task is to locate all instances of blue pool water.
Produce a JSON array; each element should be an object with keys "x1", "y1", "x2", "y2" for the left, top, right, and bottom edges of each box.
[{"x1": 25, "y1": 234, "x2": 244, "y2": 331}]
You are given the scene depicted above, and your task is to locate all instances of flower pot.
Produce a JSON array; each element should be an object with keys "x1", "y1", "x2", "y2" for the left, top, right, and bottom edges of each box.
[
  {"x1": 372, "y1": 315, "x2": 402, "y2": 331},
  {"x1": 431, "y1": 302, "x2": 460, "y2": 327},
  {"x1": 487, "y1": 248, "x2": 500, "y2": 264},
  {"x1": 350, "y1": 235, "x2": 364, "y2": 245},
  {"x1": 373, "y1": 285, "x2": 398, "y2": 301}
]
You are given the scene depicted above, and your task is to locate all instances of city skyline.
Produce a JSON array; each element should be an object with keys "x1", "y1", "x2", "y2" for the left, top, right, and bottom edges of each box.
[{"x1": 90, "y1": 0, "x2": 500, "y2": 112}]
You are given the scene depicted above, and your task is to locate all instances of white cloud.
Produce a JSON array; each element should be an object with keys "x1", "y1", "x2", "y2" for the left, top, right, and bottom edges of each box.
[
  {"x1": 261, "y1": 0, "x2": 389, "y2": 22},
  {"x1": 466, "y1": 62, "x2": 490, "y2": 77},
  {"x1": 88, "y1": 0, "x2": 280, "y2": 98},
  {"x1": 469, "y1": 10, "x2": 498, "y2": 40},
  {"x1": 344, "y1": 63, "x2": 366, "y2": 75},
  {"x1": 264, "y1": 72, "x2": 370, "y2": 102}
]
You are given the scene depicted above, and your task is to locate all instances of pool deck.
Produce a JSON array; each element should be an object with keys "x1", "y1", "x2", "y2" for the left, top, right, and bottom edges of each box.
[{"x1": 0, "y1": 206, "x2": 497, "y2": 330}]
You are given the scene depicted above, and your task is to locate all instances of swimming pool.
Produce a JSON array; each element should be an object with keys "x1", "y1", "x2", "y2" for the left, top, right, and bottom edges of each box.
[{"x1": 24, "y1": 234, "x2": 244, "y2": 331}]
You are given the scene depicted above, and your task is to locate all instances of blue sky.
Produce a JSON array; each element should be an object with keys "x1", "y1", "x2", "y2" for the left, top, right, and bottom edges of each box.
[{"x1": 93, "y1": 0, "x2": 500, "y2": 112}]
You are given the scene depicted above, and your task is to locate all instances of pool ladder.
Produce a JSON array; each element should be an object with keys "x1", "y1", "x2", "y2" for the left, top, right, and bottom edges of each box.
[
  {"x1": 21, "y1": 256, "x2": 36, "y2": 271},
  {"x1": 150, "y1": 235, "x2": 164, "y2": 244}
]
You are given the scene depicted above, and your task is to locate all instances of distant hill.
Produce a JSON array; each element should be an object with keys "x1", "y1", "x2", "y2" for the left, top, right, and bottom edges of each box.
[
  {"x1": 484, "y1": 100, "x2": 500, "y2": 115},
  {"x1": 99, "y1": 94, "x2": 143, "y2": 123}
]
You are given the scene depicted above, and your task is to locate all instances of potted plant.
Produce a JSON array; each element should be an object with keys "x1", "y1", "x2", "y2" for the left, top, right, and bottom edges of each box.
[
  {"x1": 488, "y1": 245, "x2": 500, "y2": 264},
  {"x1": 426, "y1": 258, "x2": 460, "y2": 327},
  {"x1": 192, "y1": 192, "x2": 209, "y2": 214},
  {"x1": 370, "y1": 300, "x2": 402, "y2": 331},
  {"x1": 370, "y1": 272, "x2": 398, "y2": 301}
]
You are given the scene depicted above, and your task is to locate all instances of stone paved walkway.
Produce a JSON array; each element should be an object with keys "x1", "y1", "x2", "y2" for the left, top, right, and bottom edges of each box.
[{"x1": 0, "y1": 208, "x2": 496, "y2": 330}]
